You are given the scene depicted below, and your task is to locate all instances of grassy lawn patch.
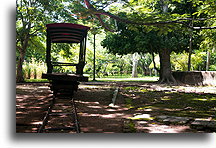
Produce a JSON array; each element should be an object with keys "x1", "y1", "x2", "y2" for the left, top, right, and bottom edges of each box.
[
  {"x1": 94, "y1": 76, "x2": 159, "y2": 82},
  {"x1": 24, "y1": 79, "x2": 49, "y2": 83},
  {"x1": 121, "y1": 86, "x2": 216, "y2": 119}
]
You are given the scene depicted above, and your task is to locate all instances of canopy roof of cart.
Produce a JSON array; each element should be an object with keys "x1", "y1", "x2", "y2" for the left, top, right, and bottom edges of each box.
[{"x1": 46, "y1": 23, "x2": 90, "y2": 43}]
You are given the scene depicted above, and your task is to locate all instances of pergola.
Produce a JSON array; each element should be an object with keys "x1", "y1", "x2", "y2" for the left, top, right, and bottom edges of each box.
[{"x1": 45, "y1": 23, "x2": 90, "y2": 75}]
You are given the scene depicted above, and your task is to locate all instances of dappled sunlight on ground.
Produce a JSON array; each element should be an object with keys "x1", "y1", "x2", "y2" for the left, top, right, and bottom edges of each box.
[
  {"x1": 140, "y1": 124, "x2": 191, "y2": 133},
  {"x1": 16, "y1": 83, "x2": 52, "y2": 133},
  {"x1": 16, "y1": 82, "x2": 215, "y2": 133}
]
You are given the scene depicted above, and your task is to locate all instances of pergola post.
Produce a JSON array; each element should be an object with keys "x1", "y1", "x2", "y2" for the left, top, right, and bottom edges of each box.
[
  {"x1": 83, "y1": 36, "x2": 87, "y2": 64},
  {"x1": 76, "y1": 35, "x2": 87, "y2": 75},
  {"x1": 46, "y1": 30, "x2": 52, "y2": 73},
  {"x1": 76, "y1": 40, "x2": 83, "y2": 75}
]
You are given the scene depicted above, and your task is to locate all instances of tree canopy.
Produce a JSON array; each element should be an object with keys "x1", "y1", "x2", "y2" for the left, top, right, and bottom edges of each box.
[
  {"x1": 97, "y1": 0, "x2": 215, "y2": 83},
  {"x1": 16, "y1": 0, "x2": 216, "y2": 83},
  {"x1": 82, "y1": 0, "x2": 216, "y2": 31}
]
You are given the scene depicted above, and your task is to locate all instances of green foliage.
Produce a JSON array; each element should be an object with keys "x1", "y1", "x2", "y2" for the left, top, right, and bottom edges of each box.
[
  {"x1": 209, "y1": 52, "x2": 216, "y2": 71},
  {"x1": 16, "y1": 0, "x2": 81, "y2": 60},
  {"x1": 23, "y1": 58, "x2": 46, "y2": 79},
  {"x1": 199, "y1": 29, "x2": 216, "y2": 51},
  {"x1": 171, "y1": 51, "x2": 207, "y2": 71},
  {"x1": 102, "y1": 23, "x2": 189, "y2": 55},
  {"x1": 51, "y1": 43, "x2": 80, "y2": 73},
  {"x1": 16, "y1": 0, "x2": 216, "y2": 82},
  {"x1": 171, "y1": 52, "x2": 188, "y2": 71},
  {"x1": 171, "y1": 48, "x2": 216, "y2": 71},
  {"x1": 100, "y1": 0, "x2": 215, "y2": 75},
  {"x1": 25, "y1": 36, "x2": 46, "y2": 62}
]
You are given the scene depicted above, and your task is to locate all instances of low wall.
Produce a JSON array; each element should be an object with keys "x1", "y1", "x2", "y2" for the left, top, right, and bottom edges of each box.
[{"x1": 172, "y1": 71, "x2": 216, "y2": 86}]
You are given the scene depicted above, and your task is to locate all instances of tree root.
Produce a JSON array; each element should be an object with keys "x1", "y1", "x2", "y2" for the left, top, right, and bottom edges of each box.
[{"x1": 158, "y1": 75, "x2": 178, "y2": 85}]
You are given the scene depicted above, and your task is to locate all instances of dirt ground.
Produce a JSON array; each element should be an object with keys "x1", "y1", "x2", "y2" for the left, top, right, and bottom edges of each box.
[{"x1": 16, "y1": 82, "x2": 216, "y2": 133}]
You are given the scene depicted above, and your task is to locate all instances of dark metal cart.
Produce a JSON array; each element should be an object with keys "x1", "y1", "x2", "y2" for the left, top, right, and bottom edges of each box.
[
  {"x1": 39, "y1": 23, "x2": 90, "y2": 133},
  {"x1": 43, "y1": 23, "x2": 90, "y2": 94}
]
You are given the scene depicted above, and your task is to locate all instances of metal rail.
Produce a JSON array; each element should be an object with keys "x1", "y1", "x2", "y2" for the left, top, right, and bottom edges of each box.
[
  {"x1": 38, "y1": 96, "x2": 56, "y2": 133},
  {"x1": 38, "y1": 91, "x2": 80, "y2": 133}
]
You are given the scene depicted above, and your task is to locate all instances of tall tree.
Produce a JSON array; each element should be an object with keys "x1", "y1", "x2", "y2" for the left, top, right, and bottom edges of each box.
[
  {"x1": 86, "y1": 0, "x2": 215, "y2": 83},
  {"x1": 102, "y1": 24, "x2": 189, "y2": 83},
  {"x1": 16, "y1": 0, "x2": 77, "y2": 82}
]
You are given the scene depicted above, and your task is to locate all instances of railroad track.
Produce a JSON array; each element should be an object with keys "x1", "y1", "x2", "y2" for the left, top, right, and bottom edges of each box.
[{"x1": 38, "y1": 89, "x2": 80, "y2": 133}]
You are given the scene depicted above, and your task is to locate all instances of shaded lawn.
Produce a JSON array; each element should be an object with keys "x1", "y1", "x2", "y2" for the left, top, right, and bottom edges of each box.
[
  {"x1": 94, "y1": 76, "x2": 159, "y2": 82},
  {"x1": 120, "y1": 86, "x2": 216, "y2": 120}
]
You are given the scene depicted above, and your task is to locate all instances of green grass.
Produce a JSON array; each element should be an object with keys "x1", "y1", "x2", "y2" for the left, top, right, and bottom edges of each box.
[
  {"x1": 100, "y1": 74, "x2": 143, "y2": 78},
  {"x1": 91, "y1": 76, "x2": 159, "y2": 82},
  {"x1": 121, "y1": 87, "x2": 216, "y2": 119},
  {"x1": 24, "y1": 75, "x2": 159, "y2": 83},
  {"x1": 24, "y1": 79, "x2": 49, "y2": 83}
]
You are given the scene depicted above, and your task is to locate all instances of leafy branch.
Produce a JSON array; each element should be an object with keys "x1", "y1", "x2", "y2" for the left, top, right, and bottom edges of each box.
[{"x1": 84, "y1": 0, "x2": 216, "y2": 32}]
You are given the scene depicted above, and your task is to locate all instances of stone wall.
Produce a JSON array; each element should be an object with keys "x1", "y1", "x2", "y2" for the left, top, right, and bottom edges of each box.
[{"x1": 172, "y1": 71, "x2": 216, "y2": 86}]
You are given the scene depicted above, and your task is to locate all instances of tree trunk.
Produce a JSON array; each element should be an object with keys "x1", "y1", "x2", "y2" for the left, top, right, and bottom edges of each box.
[
  {"x1": 151, "y1": 52, "x2": 160, "y2": 73},
  {"x1": 187, "y1": 26, "x2": 193, "y2": 71},
  {"x1": 138, "y1": 61, "x2": 146, "y2": 76},
  {"x1": 132, "y1": 52, "x2": 138, "y2": 78},
  {"x1": 206, "y1": 50, "x2": 210, "y2": 71},
  {"x1": 158, "y1": 48, "x2": 177, "y2": 84},
  {"x1": 16, "y1": 35, "x2": 29, "y2": 82},
  {"x1": 16, "y1": 52, "x2": 25, "y2": 82},
  {"x1": 157, "y1": 0, "x2": 176, "y2": 84}
]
